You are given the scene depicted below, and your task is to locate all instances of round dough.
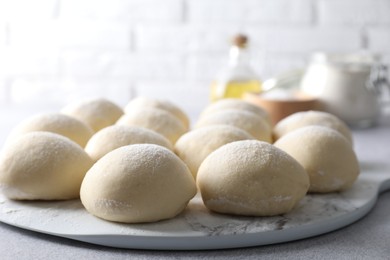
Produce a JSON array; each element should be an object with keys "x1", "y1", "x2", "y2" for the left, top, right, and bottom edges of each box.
[
  {"x1": 61, "y1": 98, "x2": 124, "y2": 132},
  {"x1": 174, "y1": 125, "x2": 254, "y2": 179},
  {"x1": 125, "y1": 97, "x2": 190, "y2": 130},
  {"x1": 274, "y1": 126, "x2": 359, "y2": 193},
  {"x1": 6, "y1": 113, "x2": 94, "y2": 147},
  {"x1": 195, "y1": 109, "x2": 272, "y2": 143},
  {"x1": 0, "y1": 132, "x2": 94, "y2": 200},
  {"x1": 85, "y1": 125, "x2": 173, "y2": 161},
  {"x1": 273, "y1": 110, "x2": 353, "y2": 144},
  {"x1": 80, "y1": 144, "x2": 197, "y2": 223},
  {"x1": 197, "y1": 140, "x2": 309, "y2": 216},
  {"x1": 116, "y1": 107, "x2": 187, "y2": 144},
  {"x1": 200, "y1": 98, "x2": 271, "y2": 125}
]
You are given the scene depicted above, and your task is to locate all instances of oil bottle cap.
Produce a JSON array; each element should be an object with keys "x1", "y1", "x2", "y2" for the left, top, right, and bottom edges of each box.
[{"x1": 232, "y1": 34, "x2": 248, "y2": 48}]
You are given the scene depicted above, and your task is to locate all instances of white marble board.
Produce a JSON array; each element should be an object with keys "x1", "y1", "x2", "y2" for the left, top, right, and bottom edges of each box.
[{"x1": 0, "y1": 163, "x2": 389, "y2": 250}]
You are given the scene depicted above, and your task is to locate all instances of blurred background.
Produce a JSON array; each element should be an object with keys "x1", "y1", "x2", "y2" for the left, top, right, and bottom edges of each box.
[{"x1": 0, "y1": 0, "x2": 389, "y2": 114}]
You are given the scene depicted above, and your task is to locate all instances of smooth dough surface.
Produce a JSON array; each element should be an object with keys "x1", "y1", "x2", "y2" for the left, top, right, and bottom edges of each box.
[
  {"x1": 6, "y1": 113, "x2": 94, "y2": 147},
  {"x1": 85, "y1": 125, "x2": 173, "y2": 161},
  {"x1": 0, "y1": 132, "x2": 94, "y2": 200},
  {"x1": 274, "y1": 126, "x2": 359, "y2": 193},
  {"x1": 197, "y1": 140, "x2": 309, "y2": 216},
  {"x1": 61, "y1": 98, "x2": 124, "y2": 132},
  {"x1": 80, "y1": 144, "x2": 197, "y2": 223},
  {"x1": 174, "y1": 125, "x2": 254, "y2": 179},
  {"x1": 200, "y1": 98, "x2": 271, "y2": 125},
  {"x1": 273, "y1": 110, "x2": 353, "y2": 144},
  {"x1": 195, "y1": 109, "x2": 272, "y2": 143},
  {"x1": 124, "y1": 97, "x2": 190, "y2": 130},
  {"x1": 116, "y1": 107, "x2": 187, "y2": 144}
]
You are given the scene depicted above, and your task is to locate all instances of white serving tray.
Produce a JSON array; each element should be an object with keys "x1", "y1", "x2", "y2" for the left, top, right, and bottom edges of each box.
[{"x1": 0, "y1": 163, "x2": 389, "y2": 250}]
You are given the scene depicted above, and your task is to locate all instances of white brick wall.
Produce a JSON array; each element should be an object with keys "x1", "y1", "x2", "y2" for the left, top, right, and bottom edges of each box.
[
  {"x1": 0, "y1": 47, "x2": 60, "y2": 76},
  {"x1": 248, "y1": 26, "x2": 362, "y2": 54},
  {"x1": 61, "y1": 50, "x2": 185, "y2": 79},
  {"x1": 10, "y1": 20, "x2": 131, "y2": 49},
  {"x1": 0, "y1": 0, "x2": 58, "y2": 21},
  {"x1": 187, "y1": 0, "x2": 313, "y2": 25},
  {"x1": 368, "y1": 28, "x2": 390, "y2": 53},
  {"x1": 0, "y1": 0, "x2": 389, "y2": 113},
  {"x1": 0, "y1": 22, "x2": 6, "y2": 45},
  {"x1": 60, "y1": 0, "x2": 184, "y2": 23},
  {"x1": 318, "y1": 0, "x2": 390, "y2": 26}
]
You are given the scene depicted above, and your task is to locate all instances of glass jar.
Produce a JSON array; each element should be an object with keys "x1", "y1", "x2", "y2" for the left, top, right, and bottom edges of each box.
[{"x1": 300, "y1": 52, "x2": 389, "y2": 127}]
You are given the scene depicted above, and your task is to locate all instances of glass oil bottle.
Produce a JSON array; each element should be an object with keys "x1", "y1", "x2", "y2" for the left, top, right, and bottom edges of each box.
[{"x1": 210, "y1": 34, "x2": 262, "y2": 102}]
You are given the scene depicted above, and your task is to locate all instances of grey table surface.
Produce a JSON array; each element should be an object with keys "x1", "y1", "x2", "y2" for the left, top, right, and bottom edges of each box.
[{"x1": 0, "y1": 105, "x2": 389, "y2": 259}]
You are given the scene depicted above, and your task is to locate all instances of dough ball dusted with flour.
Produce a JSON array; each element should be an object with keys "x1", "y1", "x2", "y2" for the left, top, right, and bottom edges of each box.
[
  {"x1": 273, "y1": 110, "x2": 353, "y2": 144},
  {"x1": 80, "y1": 144, "x2": 197, "y2": 223},
  {"x1": 200, "y1": 98, "x2": 271, "y2": 125},
  {"x1": 174, "y1": 125, "x2": 254, "y2": 179},
  {"x1": 125, "y1": 97, "x2": 190, "y2": 130},
  {"x1": 61, "y1": 98, "x2": 124, "y2": 132},
  {"x1": 6, "y1": 113, "x2": 94, "y2": 147},
  {"x1": 195, "y1": 109, "x2": 272, "y2": 143},
  {"x1": 197, "y1": 140, "x2": 309, "y2": 216},
  {"x1": 116, "y1": 107, "x2": 187, "y2": 144},
  {"x1": 274, "y1": 126, "x2": 359, "y2": 193},
  {"x1": 85, "y1": 125, "x2": 173, "y2": 161},
  {"x1": 0, "y1": 132, "x2": 94, "y2": 200}
]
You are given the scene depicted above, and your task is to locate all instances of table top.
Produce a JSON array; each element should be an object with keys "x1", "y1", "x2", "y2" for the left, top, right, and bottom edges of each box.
[{"x1": 0, "y1": 104, "x2": 390, "y2": 259}]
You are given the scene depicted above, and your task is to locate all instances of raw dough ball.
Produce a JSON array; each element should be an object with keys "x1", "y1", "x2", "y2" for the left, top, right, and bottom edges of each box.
[
  {"x1": 195, "y1": 109, "x2": 272, "y2": 143},
  {"x1": 273, "y1": 110, "x2": 353, "y2": 144},
  {"x1": 80, "y1": 144, "x2": 197, "y2": 223},
  {"x1": 274, "y1": 126, "x2": 359, "y2": 193},
  {"x1": 197, "y1": 140, "x2": 309, "y2": 216},
  {"x1": 6, "y1": 113, "x2": 94, "y2": 147},
  {"x1": 125, "y1": 97, "x2": 190, "y2": 130},
  {"x1": 200, "y1": 98, "x2": 271, "y2": 125},
  {"x1": 61, "y1": 98, "x2": 124, "y2": 132},
  {"x1": 116, "y1": 107, "x2": 187, "y2": 144},
  {"x1": 0, "y1": 132, "x2": 94, "y2": 200},
  {"x1": 174, "y1": 125, "x2": 254, "y2": 179},
  {"x1": 85, "y1": 125, "x2": 173, "y2": 161}
]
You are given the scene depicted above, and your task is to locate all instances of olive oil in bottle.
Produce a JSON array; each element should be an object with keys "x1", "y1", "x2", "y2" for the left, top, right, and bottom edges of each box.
[{"x1": 210, "y1": 34, "x2": 262, "y2": 102}]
